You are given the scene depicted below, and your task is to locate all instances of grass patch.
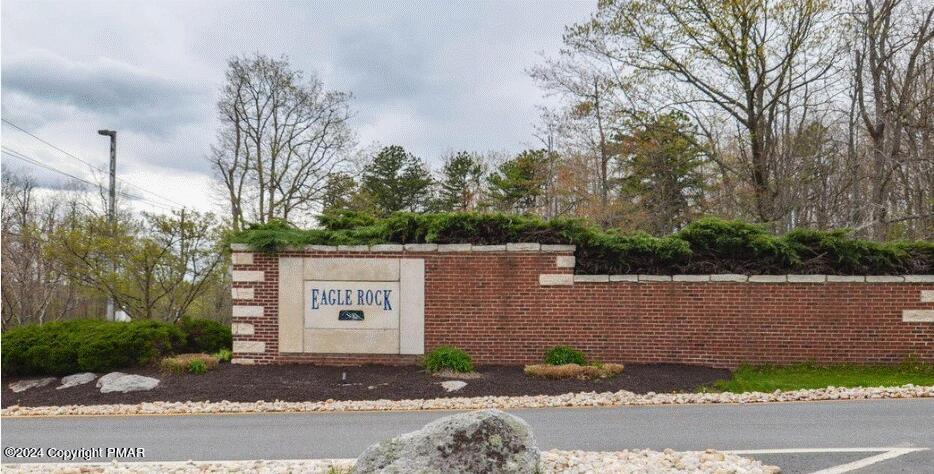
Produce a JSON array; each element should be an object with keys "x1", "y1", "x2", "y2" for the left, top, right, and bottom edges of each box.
[
  {"x1": 708, "y1": 362, "x2": 934, "y2": 393},
  {"x1": 524, "y1": 363, "x2": 625, "y2": 380}
]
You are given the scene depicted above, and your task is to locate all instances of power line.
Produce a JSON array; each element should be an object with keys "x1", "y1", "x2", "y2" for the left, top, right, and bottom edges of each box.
[
  {"x1": 1, "y1": 146, "x2": 176, "y2": 211},
  {"x1": 1, "y1": 118, "x2": 188, "y2": 210},
  {"x1": 2, "y1": 147, "x2": 100, "y2": 188}
]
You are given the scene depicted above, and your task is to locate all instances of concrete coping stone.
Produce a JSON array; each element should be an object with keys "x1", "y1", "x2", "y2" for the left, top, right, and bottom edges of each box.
[
  {"x1": 369, "y1": 244, "x2": 404, "y2": 252},
  {"x1": 234, "y1": 242, "x2": 578, "y2": 253},
  {"x1": 673, "y1": 275, "x2": 710, "y2": 282},
  {"x1": 403, "y1": 244, "x2": 438, "y2": 252},
  {"x1": 748, "y1": 275, "x2": 788, "y2": 283},
  {"x1": 639, "y1": 275, "x2": 672, "y2": 282},
  {"x1": 336, "y1": 245, "x2": 371, "y2": 252},
  {"x1": 904, "y1": 275, "x2": 934, "y2": 283},
  {"x1": 574, "y1": 275, "x2": 609, "y2": 283},
  {"x1": 541, "y1": 273, "x2": 928, "y2": 285},
  {"x1": 472, "y1": 245, "x2": 507, "y2": 252},
  {"x1": 506, "y1": 242, "x2": 541, "y2": 252},
  {"x1": 710, "y1": 274, "x2": 748, "y2": 282},
  {"x1": 866, "y1": 275, "x2": 905, "y2": 282},
  {"x1": 787, "y1": 274, "x2": 827, "y2": 283},
  {"x1": 541, "y1": 244, "x2": 576, "y2": 252},
  {"x1": 609, "y1": 275, "x2": 639, "y2": 282},
  {"x1": 827, "y1": 275, "x2": 865, "y2": 282},
  {"x1": 303, "y1": 245, "x2": 337, "y2": 252},
  {"x1": 437, "y1": 244, "x2": 473, "y2": 252}
]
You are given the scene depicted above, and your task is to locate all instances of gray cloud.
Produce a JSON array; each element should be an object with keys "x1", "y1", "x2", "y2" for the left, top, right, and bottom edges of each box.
[
  {"x1": 3, "y1": 50, "x2": 207, "y2": 137},
  {"x1": 1, "y1": 0, "x2": 591, "y2": 210}
]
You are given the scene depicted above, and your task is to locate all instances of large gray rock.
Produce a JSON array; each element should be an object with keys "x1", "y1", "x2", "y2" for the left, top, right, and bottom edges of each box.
[
  {"x1": 353, "y1": 409, "x2": 539, "y2": 474},
  {"x1": 58, "y1": 372, "x2": 97, "y2": 389},
  {"x1": 8, "y1": 377, "x2": 56, "y2": 393},
  {"x1": 96, "y1": 372, "x2": 127, "y2": 388},
  {"x1": 99, "y1": 374, "x2": 159, "y2": 394}
]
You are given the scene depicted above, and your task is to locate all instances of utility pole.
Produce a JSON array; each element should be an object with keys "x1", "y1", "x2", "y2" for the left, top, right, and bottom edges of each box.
[{"x1": 98, "y1": 129, "x2": 117, "y2": 321}]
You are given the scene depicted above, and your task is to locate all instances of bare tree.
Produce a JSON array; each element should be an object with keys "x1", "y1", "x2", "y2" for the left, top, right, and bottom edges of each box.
[
  {"x1": 566, "y1": 0, "x2": 842, "y2": 224},
  {"x1": 852, "y1": 0, "x2": 934, "y2": 239},
  {"x1": 529, "y1": 58, "x2": 625, "y2": 225},
  {"x1": 1, "y1": 171, "x2": 79, "y2": 328},
  {"x1": 210, "y1": 54, "x2": 355, "y2": 228}
]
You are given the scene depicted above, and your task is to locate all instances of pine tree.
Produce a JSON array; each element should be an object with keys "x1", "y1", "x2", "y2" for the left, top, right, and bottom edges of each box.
[
  {"x1": 360, "y1": 146, "x2": 434, "y2": 215},
  {"x1": 485, "y1": 149, "x2": 549, "y2": 214},
  {"x1": 434, "y1": 152, "x2": 485, "y2": 212}
]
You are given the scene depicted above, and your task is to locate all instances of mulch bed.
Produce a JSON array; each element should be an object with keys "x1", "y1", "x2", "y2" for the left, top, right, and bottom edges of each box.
[{"x1": 1, "y1": 363, "x2": 730, "y2": 408}]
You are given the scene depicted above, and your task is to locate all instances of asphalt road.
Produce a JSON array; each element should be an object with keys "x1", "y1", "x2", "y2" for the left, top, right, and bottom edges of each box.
[{"x1": 3, "y1": 399, "x2": 933, "y2": 473}]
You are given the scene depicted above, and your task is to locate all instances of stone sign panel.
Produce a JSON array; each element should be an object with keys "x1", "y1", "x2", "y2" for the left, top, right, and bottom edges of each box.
[
  {"x1": 305, "y1": 281, "x2": 400, "y2": 329},
  {"x1": 278, "y1": 257, "x2": 424, "y2": 355}
]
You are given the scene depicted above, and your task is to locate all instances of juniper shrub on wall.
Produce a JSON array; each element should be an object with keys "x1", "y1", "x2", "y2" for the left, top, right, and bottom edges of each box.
[{"x1": 230, "y1": 212, "x2": 932, "y2": 275}]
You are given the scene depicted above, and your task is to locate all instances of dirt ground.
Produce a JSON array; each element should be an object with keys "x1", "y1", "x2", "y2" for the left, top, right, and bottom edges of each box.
[{"x1": 2, "y1": 363, "x2": 731, "y2": 407}]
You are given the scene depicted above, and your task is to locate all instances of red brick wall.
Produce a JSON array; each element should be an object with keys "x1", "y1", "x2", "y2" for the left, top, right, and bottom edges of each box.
[{"x1": 232, "y1": 250, "x2": 934, "y2": 368}]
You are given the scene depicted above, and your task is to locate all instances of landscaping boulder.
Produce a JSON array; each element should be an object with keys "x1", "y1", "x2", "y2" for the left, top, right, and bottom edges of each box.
[
  {"x1": 99, "y1": 374, "x2": 160, "y2": 394},
  {"x1": 96, "y1": 372, "x2": 127, "y2": 388},
  {"x1": 439, "y1": 380, "x2": 467, "y2": 392},
  {"x1": 353, "y1": 409, "x2": 539, "y2": 474},
  {"x1": 8, "y1": 377, "x2": 56, "y2": 393},
  {"x1": 58, "y1": 373, "x2": 97, "y2": 390}
]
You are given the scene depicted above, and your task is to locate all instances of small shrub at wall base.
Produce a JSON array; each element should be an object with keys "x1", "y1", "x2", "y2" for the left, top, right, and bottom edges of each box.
[
  {"x1": 213, "y1": 348, "x2": 233, "y2": 363},
  {"x1": 424, "y1": 346, "x2": 474, "y2": 374},
  {"x1": 544, "y1": 346, "x2": 587, "y2": 365},
  {"x1": 187, "y1": 360, "x2": 207, "y2": 375}
]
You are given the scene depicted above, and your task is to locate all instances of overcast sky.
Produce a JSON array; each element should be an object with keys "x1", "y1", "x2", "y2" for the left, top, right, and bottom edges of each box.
[{"x1": 1, "y1": 0, "x2": 592, "y2": 213}]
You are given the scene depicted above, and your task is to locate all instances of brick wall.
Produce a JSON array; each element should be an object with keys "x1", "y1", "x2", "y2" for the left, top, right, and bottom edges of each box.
[{"x1": 231, "y1": 246, "x2": 934, "y2": 368}]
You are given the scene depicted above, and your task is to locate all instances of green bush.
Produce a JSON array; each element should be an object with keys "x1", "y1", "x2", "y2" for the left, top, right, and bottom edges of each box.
[
  {"x1": 177, "y1": 317, "x2": 232, "y2": 354},
  {"x1": 424, "y1": 345, "x2": 474, "y2": 373},
  {"x1": 214, "y1": 348, "x2": 233, "y2": 363},
  {"x1": 187, "y1": 359, "x2": 208, "y2": 374},
  {"x1": 544, "y1": 346, "x2": 587, "y2": 366},
  {"x1": 231, "y1": 212, "x2": 932, "y2": 275},
  {"x1": 2, "y1": 320, "x2": 186, "y2": 376}
]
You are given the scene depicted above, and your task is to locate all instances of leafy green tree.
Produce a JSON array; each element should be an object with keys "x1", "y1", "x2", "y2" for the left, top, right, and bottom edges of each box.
[
  {"x1": 485, "y1": 149, "x2": 549, "y2": 214},
  {"x1": 360, "y1": 145, "x2": 434, "y2": 215},
  {"x1": 434, "y1": 151, "x2": 485, "y2": 212},
  {"x1": 47, "y1": 209, "x2": 223, "y2": 321},
  {"x1": 618, "y1": 112, "x2": 707, "y2": 234},
  {"x1": 321, "y1": 172, "x2": 359, "y2": 214}
]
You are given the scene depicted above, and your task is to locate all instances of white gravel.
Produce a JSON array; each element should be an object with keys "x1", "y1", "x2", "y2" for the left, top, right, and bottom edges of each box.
[
  {"x1": 1, "y1": 449, "x2": 779, "y2": 473},
  {"x1": 2, "y1": 384, "x2": 931, "y2": 417}
]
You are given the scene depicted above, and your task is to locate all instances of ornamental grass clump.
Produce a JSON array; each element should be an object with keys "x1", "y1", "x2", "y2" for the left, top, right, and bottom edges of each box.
[
  {"x1": 424, "y1": 346, "x2": 474, "y2": 374},
  {"x1": 160, "y1": 353, "x2": 219, "y2": 374},
  {"x1": 529, "y1": 345, "x2": 624, "y2": 379},
  {"x1": 524, "y1": 363, "x2": 625, "y2": 380}
]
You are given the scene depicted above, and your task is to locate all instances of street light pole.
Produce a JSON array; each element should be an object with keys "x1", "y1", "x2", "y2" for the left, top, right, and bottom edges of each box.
[{"x1": 98, "y1": 129, "x2": 117, "y2": 321}]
